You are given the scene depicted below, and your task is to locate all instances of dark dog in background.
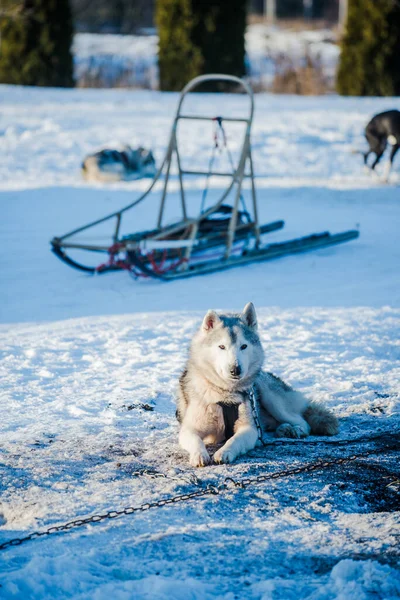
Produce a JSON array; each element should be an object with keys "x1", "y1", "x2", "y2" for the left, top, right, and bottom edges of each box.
[{"x1": 363, "y1": 110, "x2": 400, "y2": 181}]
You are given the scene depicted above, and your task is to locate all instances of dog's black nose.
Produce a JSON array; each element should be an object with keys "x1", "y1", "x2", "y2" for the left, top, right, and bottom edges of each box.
[{"x1": 230, "y1": 365, "x2": 241, "y2": 378}]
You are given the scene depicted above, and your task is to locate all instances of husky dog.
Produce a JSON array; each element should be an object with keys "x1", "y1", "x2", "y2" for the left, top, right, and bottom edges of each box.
[
  {"x1": 82, "y1": 145, "x2": 156, "y2": 182},
  {"x1": 177, "y1": 303, "x2": 338, "y2": 467},
  {"x1": 363, "y1": 110, "x2": 400, "y2": 181}
]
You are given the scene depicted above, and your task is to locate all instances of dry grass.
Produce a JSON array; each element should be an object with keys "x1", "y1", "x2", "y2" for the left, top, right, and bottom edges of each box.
[
  {"x1": 271, "y1": 51, "x2": 332, "y2": 95},
  {"x1": 247, "y1": 15, "x2": 339, "y2": 33}
]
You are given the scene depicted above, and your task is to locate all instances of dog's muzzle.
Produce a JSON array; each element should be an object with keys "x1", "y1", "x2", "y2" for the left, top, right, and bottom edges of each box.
[{"x1": 230, "y1": 365, "x2": 241, "y2": 379}]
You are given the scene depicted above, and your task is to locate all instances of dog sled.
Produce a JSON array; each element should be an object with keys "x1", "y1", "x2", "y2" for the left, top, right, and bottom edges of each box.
[{"x1": 51, "y1": 74, "x2": 359, "y2": 280}]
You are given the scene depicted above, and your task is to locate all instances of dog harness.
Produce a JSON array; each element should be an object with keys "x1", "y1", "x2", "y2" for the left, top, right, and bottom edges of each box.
[
  {"x1": 217, "y1": 402, "x2": 239, "y2": 440},
  {"x1": 218, "y1": 385, "x2": 263, "y2": 443}
]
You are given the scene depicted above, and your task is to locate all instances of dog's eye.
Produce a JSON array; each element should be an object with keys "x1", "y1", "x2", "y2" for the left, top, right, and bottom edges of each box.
[
  {"x1": 241, "y1": 344, "x2": 247, "y2": 350},
  {"x1": 218, "y1": 345, "x2": 225, "y2": 350}
]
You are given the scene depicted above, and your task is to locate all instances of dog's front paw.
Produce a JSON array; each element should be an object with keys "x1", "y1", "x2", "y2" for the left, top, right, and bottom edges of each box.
[
  {"x1": 190, "y1": 450, "x2": 211, "y2": 468},
  {"x1": 213, "y1": 446, "x2": 237, "y2": 464},
  {"x1": 275, "y1": 423, "x2": 307, "y2": 439}
]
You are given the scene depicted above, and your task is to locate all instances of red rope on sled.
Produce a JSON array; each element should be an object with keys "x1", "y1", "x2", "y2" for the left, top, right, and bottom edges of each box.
[
  {"x1": 96, "y1": 243, "x2": 188, "y2": 279},
  {"x1": 147, "y1": 250, "x2": 188, "y2": 275},
  {"x1": 95, "y1": 242, "x2": 131, "y2": 274},
  {"x1": 96, "y1": 236, "x2": 246, "y2": 279},
  {"x1": 148, "y1": 249, "x2": 167, "y2": 274}
]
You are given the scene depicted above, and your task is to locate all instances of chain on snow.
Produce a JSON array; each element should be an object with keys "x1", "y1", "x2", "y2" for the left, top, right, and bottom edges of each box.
[
  {"x1": 247, "y1": 389, "x2": 398, "y2": 449},
  {"x1": 248, "y1": 385, "x2": 267, "y2": 446},
  {"x1": 0, "y1": 441, "x2": 397, "y2": 552}
]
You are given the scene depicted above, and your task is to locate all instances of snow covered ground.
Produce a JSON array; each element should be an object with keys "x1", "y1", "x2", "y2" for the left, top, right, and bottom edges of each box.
[
  {"x1": 74, "y1": 31, "x2": 158, "y2": 89},
  {"x1": 0, "y1": 86, "x2": 399, "y2": 598}
]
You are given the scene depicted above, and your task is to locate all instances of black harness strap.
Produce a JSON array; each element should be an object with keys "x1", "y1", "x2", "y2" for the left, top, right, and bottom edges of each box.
[{"x1": 218, "y1": 402, "x2": 240, "y2": 440}]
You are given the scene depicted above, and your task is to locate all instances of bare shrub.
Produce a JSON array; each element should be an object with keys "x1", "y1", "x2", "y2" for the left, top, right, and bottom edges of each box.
[{"x1": 272, "y1": 50, "x2": 331, "y2": 95}]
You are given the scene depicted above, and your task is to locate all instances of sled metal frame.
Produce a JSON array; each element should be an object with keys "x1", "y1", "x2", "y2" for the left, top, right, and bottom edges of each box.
[{"x1": 51, "y1": 74, "x2": 359, "y2": 278}]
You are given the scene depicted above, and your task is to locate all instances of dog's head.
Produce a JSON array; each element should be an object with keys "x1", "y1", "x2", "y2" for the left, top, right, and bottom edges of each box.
[{"x1": 191, "y1": 302, "x2": 264, "y2": 390}]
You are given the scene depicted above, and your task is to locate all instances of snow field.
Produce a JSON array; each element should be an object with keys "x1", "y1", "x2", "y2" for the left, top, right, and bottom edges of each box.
[{"x1": 0, "y1": 86, "x2": 399, "y2": 598}]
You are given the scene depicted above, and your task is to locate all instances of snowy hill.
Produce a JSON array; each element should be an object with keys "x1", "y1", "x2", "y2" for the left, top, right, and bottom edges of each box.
[{"x1": 0, "y1": 86, "x2": 399, "y2": 598}]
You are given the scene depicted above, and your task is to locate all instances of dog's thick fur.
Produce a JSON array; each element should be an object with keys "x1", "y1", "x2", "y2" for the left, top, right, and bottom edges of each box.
[
  {"x1": 82, "y1": 145, "x2": 156, "y2": 182},
  {"x1": 177, "y1": 303, "x2": 338, "y2": 467},
  {"x1": 364, "y1": 110, "x2": 400, "y2": 181}
]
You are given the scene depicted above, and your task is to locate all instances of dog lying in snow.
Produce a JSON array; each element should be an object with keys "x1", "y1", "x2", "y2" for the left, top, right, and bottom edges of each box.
[
  {"x1": 363, "y1": 110, "x2": 400, "y2": 182},
  {"x1": 176, "y1": 303, "x2": 338, "y2": 467},
  {"x1": 82, "y1": 145, "x2": 156, "y2": 182}
]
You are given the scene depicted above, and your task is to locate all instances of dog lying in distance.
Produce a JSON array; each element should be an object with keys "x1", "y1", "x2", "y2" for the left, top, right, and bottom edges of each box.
[
  {"x1": 363, "y1": 110, "x2": 400, "y2": 181},
  {"x1": 82, "y1": 145, "x2": 156, "y2": 182},
  {"x1": 176, "y1": 303, "x2": 338, "y2": 467}
]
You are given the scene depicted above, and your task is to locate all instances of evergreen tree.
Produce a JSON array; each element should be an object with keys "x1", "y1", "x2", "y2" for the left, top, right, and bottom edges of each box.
[
  {"x1": 0, "y1": 0, "x2": 74, "y2": 87},
  {"x1": 337, "y1": 0, "x2": 400, "y2": 96},
  {"x1": 156, "y1": 0, "x2": 203, "y2": 91},
  {"x1": 191, "y1": 0, "x2": 247, "y2": 79},
  {"x1": 156, "y1": 0, "x2": 247, "y2": 92}
]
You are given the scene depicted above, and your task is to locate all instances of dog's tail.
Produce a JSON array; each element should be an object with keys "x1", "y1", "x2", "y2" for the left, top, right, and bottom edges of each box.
[{"x1": 303, "y1": 402, "x2": 339, "y2": 436}]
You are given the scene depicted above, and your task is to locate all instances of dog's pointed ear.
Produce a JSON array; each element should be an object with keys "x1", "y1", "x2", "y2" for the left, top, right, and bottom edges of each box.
[
  {"x1": 202, "y1": 310, "x2": 222, "y2": 332},
  {"x1": 242, "y1": 302, "x2": 257, "y2": 330}
]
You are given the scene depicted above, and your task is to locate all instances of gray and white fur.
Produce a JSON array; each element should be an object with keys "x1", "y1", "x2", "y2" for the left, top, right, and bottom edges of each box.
[
  {"x1": 82, "y1": 145, "x2": 156, "y2": 182},
  {"x1": 177, "y1": 303, "x2": 338, "y2": 467}
]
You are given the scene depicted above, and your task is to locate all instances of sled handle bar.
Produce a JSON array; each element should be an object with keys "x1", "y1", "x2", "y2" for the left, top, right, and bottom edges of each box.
[{"x1": 175, "y1": 74, "x2": 254, "y2": 127}]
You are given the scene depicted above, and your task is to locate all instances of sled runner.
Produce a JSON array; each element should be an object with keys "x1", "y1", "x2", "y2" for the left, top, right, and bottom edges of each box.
[{"x1": 51, "y1": 74, "x2": 359, "y2": 279}]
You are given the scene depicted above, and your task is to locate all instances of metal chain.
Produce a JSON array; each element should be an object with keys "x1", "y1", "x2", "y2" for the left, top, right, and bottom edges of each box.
[
  {"x1": 0, "y1": 442, "x2": 396, "y2": 553},
  {"x1": 248, "y1": 385, "x2": 267, "y2": 445},
  {"x1": 0, "y1": 486, "x2": 217, "y2": 552},
  {"x1": 247, "y1": 389, "x2": 399, "y2": 449},
  {"x1": 264, "y1": 430, "x2": 399, "y2": 447},
  {"x1": 224, "y1": 445, "x2": 393, "y2": 488}
]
